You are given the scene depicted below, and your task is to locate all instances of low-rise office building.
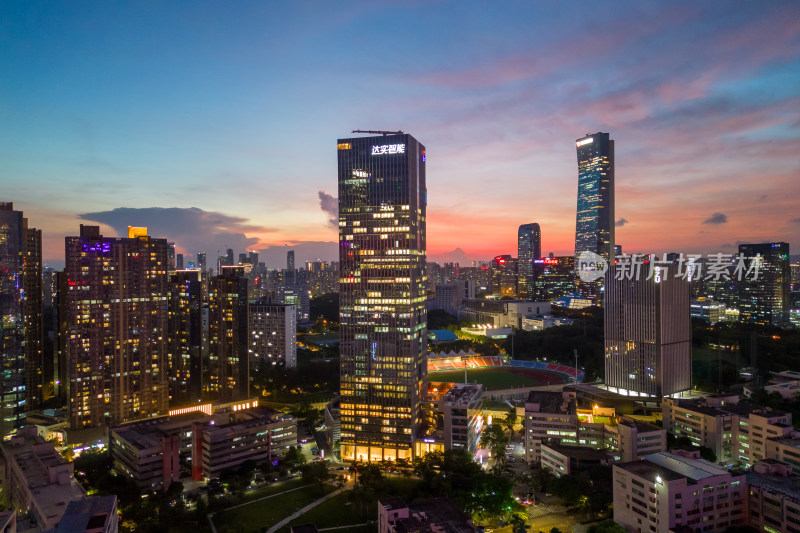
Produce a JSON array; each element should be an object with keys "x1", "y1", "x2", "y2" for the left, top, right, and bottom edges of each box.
[
  {"x1": 378, "y1": 497, "x2": 476, "y2": 533},
  {"x1": 0, "y1": 427, "x2": 86, "y2": 531},
  {"x1": 662, "y1": 397, "x2": 794, "y2": 466},
  {"x1": 193, "y1": 406, "x2": 296, "y2": 481},
  {"x1": 747, "y1": 461, "x2": 800, "y2": 533},
  {"x1": 324, "y1": 397, "x2": 340, "y2": 451},
  {"x1": 764, "y1": 437, "x2": 800, "y2": 476},
  {"x1": 417, "y1": 383, "x2": 484, "y2": 457},
  {"x1": 110, "y1": 399, "x2": 295, "y2": 489},
  {"x1": 56, "y1": 495, "x2": 118, "y2": 533},
  {"x1": 525, "y1": 390, "x2": 666, "y2": 464},
  {"x1": 613, "y1": 452, "x2": 747, "y2": 533},
  {"x1": 524, "y1": 390, "x2": 577, "y2": 462},
  {"x1": 540, "y1": 441, "x2": 612, "y2": 477},
  {"x1": 604, "y1": 418, "x2": 666, "y2": 462},
  {"x1": 459, "y1": 299, "x2": 550, "y2": 329}
]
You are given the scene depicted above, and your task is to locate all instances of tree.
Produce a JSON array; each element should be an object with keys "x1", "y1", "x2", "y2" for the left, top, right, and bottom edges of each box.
[
  {"x1": 530, "y1": 466, "x2": 556, "y2": 493},
  {"x1": 301, "y1": 460, "x2": 331, "y2": 494},
  {"x1": 699, "y1": 446, "x2": 717, "y2": 463},
  {"x1": 502, "y1": 407, "x2": 519, "y2": 438},
  {"x1": 356, "y1": 462, "x2": 384, "y2": 490},
  {"x1": 551, "y1": 474, "x2": 581, "y2": 506},
  {"x1": 480, "y1": 423, "x2": 509, "y2": 468},
  {"x1": 588, "y1": 521, "x2": 627, "y2": 533}
]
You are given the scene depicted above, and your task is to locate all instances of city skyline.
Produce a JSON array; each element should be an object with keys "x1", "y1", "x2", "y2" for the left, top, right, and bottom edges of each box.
[{"x1": 2, "y1": 2, "x2": 799, "y2": 266}]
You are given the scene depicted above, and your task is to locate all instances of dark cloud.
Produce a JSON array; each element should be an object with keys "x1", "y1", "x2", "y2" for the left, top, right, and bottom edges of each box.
[
  {"x1": 79, "y1": 207, "x2": 273, "y2": 256},
  {"x1": 702, "y1": 212, "x2": 728, "y2": 225},
  {"x1": 791, "y1": 218, "x2": 800, "y2": 224},
  {"x1": 615, "y1": 218, "x2": 629, "y2": 227},
  {"x1": 318, "y1": 191, "x2": 338, "y2": 228}
]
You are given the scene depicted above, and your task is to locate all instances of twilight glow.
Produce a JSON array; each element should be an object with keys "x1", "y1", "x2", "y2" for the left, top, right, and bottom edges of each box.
[{"x1": 1, "y1": 1, "x2": 798, "y2": 266}]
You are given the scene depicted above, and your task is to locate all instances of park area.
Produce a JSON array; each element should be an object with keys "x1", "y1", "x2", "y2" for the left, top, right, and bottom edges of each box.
[
  {"x1": 211, "y1": 480, "x2": 336, "y2": 533},
  {"x1": 429, "y1": 366, "x2": 566, "y2": 390}
]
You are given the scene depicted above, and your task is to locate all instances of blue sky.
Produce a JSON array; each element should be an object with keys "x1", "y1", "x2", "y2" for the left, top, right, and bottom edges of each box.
[{"x1": 1, "y1": 1, "x2": 799, "y2": 266}]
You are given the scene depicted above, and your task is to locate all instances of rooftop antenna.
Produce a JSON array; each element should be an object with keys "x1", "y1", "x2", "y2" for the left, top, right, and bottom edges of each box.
[{"x1": 351, "y1": 129, "x2": 404, "y2": 136}]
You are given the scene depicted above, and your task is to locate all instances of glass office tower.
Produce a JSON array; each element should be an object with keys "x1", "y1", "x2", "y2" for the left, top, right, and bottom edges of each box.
[
  {"x1": 738, "y1": 242, "x2": 790, "y2": 326},
  {"x1": 517, "y1": 223, "x2": 541, "y2": 300},
  {"x1": 575, "y1": 132, "x2": 615, "y2": 297},
  {"x1": 337, "y1": 133, "x2": 427, "y2": 462},
  {"x1": 0, "y1": 202, "x2": 42, "y2": 434},
  {"x1": 604, "y1": 263, "x2": 691, "y2": 398}
]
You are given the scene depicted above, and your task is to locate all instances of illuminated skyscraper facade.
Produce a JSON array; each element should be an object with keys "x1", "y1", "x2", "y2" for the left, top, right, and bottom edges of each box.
[
  {"x1": 517, "y1": 223, "x2": 541, "y2": 300},
  {"x1": 337, "y1": 133, "x2": 427, "y2": 462},
  {"x1": 575, "y1": 132, "x2": 614, "y2": 295},
  {"x1": 738, "y1": 242, "x2": 790, "y2": 326},
  {"x1": 0, "y1": 203, "x2": 42, "y2": 434},
  {"x1": 208, "y1": 266, "x2": 249, "y2": 401},
  {"x1": 65, "y1": 225, "x2": 169, "y2": 429},
  {"x1": 168, "y1": 269, "x2": 204, "y2": 406},
  {"x1": 491, "y1": 255, "x2": 518, "y2": 298},
  {"x1": 604, "y1": 264, "x2": 691, "y2": 398}
]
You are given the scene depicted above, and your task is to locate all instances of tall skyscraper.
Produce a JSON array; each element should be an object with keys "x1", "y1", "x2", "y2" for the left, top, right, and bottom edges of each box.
[
  {"x1": 491, "y1": 255, "x2": 518, "y2": 298},
  {"x1": 287, "y1": 250, "x2": 295, "y2": 271},
  {"x1": 208, "y1": 266, "x2": 249, "y2": 401},
  {"x1": 738, "y1": 242, "x2": 790, "y2": 326},
  {"x1": 65, "y1": 225, "x2": 169, "y2": 429},
  {"x1": 517, "y1": 223, "x2": 541, "y2": 300},
  {"x1": 604, "y1": 263, "x2": 691, "y2": 398},
  {"x1": 168, "y1": 269, "x2": 204, "y2": 406},
  {"x1": 575, "y1": 132, "x2": 615, "y2": 296},
  {"x1": 0, "y1": 202, "x2": 43, "y2": 434},
  {"x1": 337, "y1": 132, "x2": 427, "y2": 462}
]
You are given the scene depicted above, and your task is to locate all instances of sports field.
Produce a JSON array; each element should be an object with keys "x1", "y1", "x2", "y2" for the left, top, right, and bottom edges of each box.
[{"x1": 429, "y1": 367, "x2": 565, "y2": 390}]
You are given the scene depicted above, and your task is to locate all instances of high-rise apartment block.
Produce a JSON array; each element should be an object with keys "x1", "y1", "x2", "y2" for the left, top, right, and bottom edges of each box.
[
  {"x1": 517, "y1": 223, "x2": 541, "y2": 300},
  {"x1": 604, "y1": 263, "x2": 692, "y2": 397},
  {"x1": 168, "y1": 269, "x2": 204, "y2": 406},
  {"x1": 0, "y1": 202, "x2": 42, "y2": 433},
  {"x1": 738, "y1": 242, "x2": 790, "y2": 326},
  {"x1": 208, "y1": 266, "x2": 249, "y2": 402},
  {"x1": 248, "y1": 301, "x2": 297, "y2": 370},
  {"x1": 337, "y1": 133, "x2": 427, "y2": 462},
  {"x1": 64, "y1": 225, "x2": 169, "y2": 429}
]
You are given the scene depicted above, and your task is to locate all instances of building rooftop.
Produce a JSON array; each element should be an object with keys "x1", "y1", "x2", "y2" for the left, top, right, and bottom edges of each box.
[
  {"x1": 670, "y1": 398, "x2": 789, "y2": 419},
  {"x1": 526, "y1": 391, "x2": 574, "y2": 415},
  {"x1": 441, "y1": 384, "x2": 482, "y2": 407},
  {"x1": 747, "y1": 471, "x2": 800, "y2": 503},
  {"x1": 428, "y1": 329, "x2": 459, "y2": 342},
  {"x1": 619, "y1": 418, "x2": 663, "y2": 433},
  {"x1": 644, "y1": 452, "x2": 731, "y2": 481},
  {"x1": 381, "y1": 498, "x2": 475, "y2": 533},
  {"x1": 617, "y1": 452, "x2": 737, "y2": 486},
  {"x1": 1, "y1": 427, "x2": 86, "y2": 527},
  {"x1": 769, "y1": 437, "x2": 800, "y2": 450},
  {"x1": 56, "y1": 495, "x2": 117, "y2": 533},
  {"x1": 542, "y1": 441, "x2": 612, "y2": 462}
]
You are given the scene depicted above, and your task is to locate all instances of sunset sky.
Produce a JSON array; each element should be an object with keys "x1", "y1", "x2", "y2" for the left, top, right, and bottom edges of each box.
[{"x1": 2, "y1": 2, "x2": 799, "y2": 267}]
